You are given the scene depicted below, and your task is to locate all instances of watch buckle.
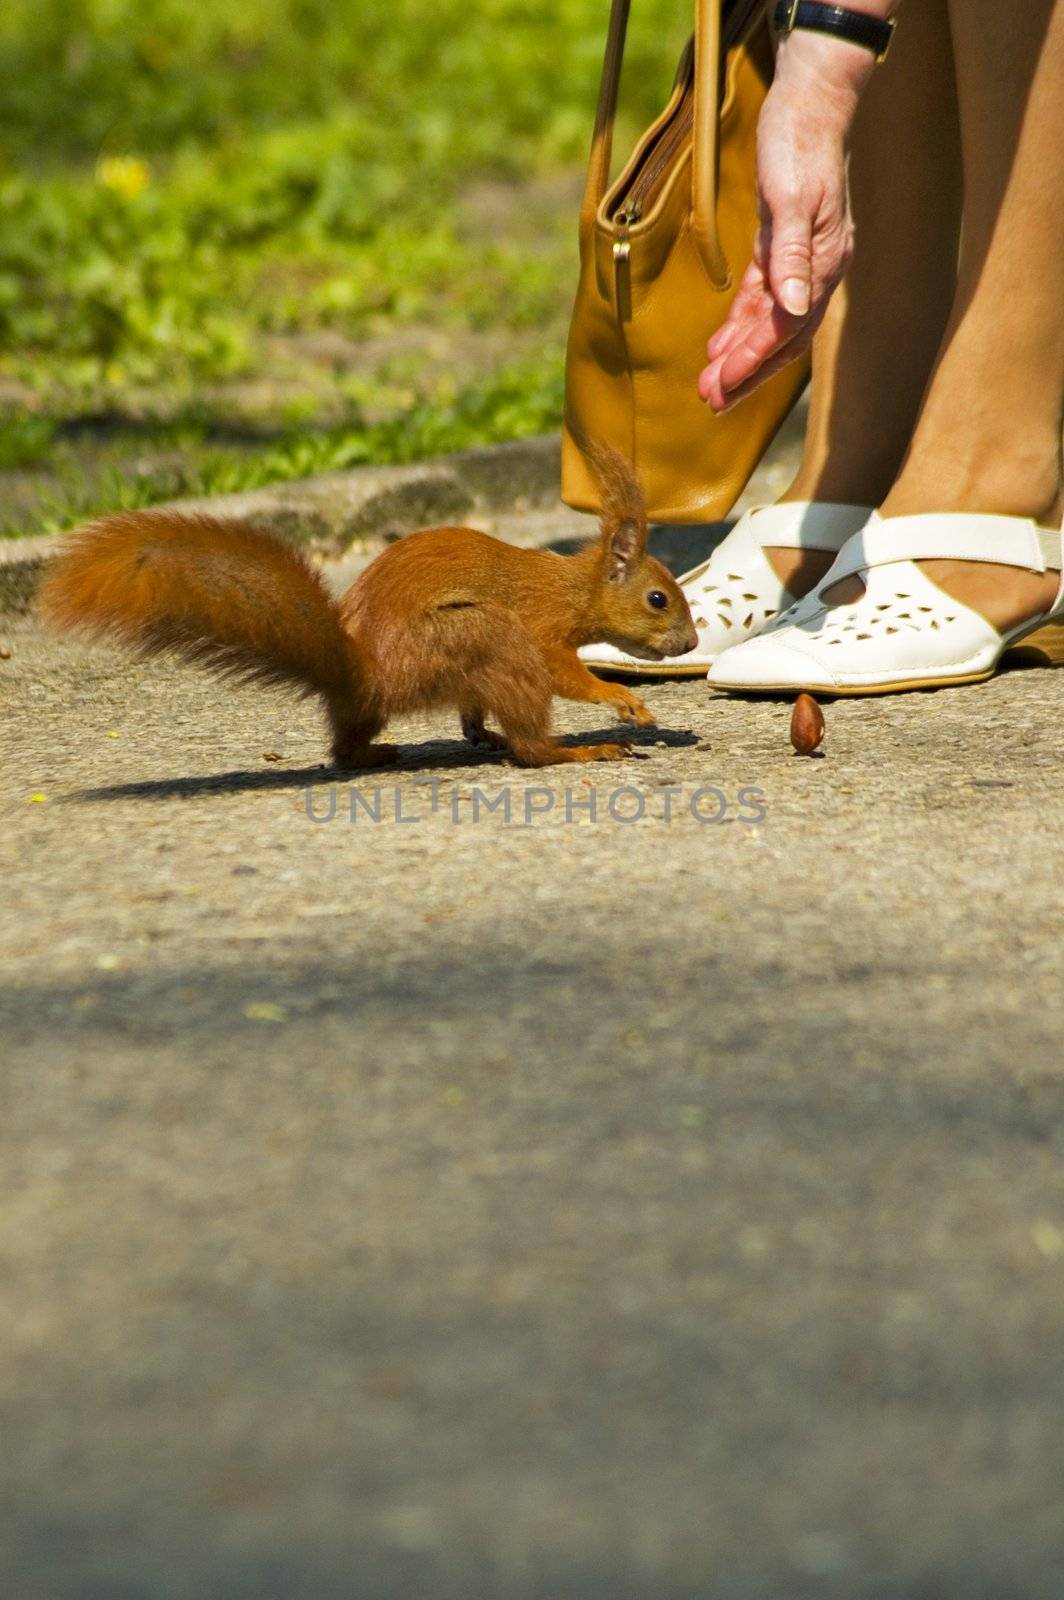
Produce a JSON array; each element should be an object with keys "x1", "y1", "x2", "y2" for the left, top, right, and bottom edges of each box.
[{"x1": 875, "y1": 14, "x2": 896, "y2": 62}]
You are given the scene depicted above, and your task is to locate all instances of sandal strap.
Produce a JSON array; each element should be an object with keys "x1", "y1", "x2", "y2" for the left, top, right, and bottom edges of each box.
[
  {"x1": 678, "y1": 501, "x2": 869, "y2": 594},
  {"x1": 828, "y1": 513, "x2": 1063, "y2": 584},
  {"x1": 743, "y1": 501, "x2": 872, "y2": 552}
]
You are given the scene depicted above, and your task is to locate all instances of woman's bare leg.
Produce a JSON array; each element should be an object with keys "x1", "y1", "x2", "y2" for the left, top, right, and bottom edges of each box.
[
  {"x1": 766, "y1": 0, "x2": 962, "y2": 597},
  {"x1": 868, "y1": 0, "x2": 1064, "y2": 632}
]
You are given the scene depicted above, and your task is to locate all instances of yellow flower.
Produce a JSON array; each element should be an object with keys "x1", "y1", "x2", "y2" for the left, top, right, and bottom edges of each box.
[{"x1": 97, "y1": 156, "x2": 151, "y2": 201}]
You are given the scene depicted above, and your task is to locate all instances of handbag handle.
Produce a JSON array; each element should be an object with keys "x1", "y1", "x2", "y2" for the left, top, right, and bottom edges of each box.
[
  {"x1": 579, "y1": 0, "x2": 632, "y2": 227},
  {"x1": 580, "y1": 0, "x2": 739, "y2": 285}
]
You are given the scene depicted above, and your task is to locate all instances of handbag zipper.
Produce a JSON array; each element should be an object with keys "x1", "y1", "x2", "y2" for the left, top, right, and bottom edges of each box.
[
  {"x1": 610, "y1": 0, "x2": 764, "y2": 225},
  {"x1": 613, "y1": 98, "x2": 693, "y2": 222},
  {"x1": 611, "y1": 104, "x2": 686, "y2": 317}
]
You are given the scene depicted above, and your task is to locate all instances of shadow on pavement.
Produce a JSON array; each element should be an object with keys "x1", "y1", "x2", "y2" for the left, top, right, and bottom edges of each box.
[{"x1": 66, "y1": 728, "x2": 700, "y2": 803}]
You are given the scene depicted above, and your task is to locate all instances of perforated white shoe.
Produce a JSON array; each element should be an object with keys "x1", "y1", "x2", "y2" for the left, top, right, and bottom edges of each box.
[
  {"x1": 707, "y1": 511, "x2": 1064, "y2": 694},
  {"x1": 579, "y1": 501, "x2": 871, "y2": 677}
]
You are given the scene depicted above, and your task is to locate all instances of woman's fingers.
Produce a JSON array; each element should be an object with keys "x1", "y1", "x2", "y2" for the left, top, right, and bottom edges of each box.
[
  {"x1": 703, "y1": 198, "x2": 849, "y2": 407},
  {"x1": 764, "y1": 196, "x2": 814, "y2": 317},
  {"x1": 699, "y1": 281, "x2": 831, "y2": 413},
  {"x1": 703, "y1": 297, "x2": 831, "y2": 412},
  {"x1": 699, "y1": 273, "x2": 804, "y2": 407},
  {"x1": 699, "y1": 310, "x2": 802, "y2": 411},
  {"x1": 705, "y1": 259, "x2": 767, "y2": 361}
]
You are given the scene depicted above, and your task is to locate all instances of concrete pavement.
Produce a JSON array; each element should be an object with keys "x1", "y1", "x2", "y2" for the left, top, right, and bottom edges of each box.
[{"x1": 2, "y1": 569, "x2": 1064, "y2": 1596}]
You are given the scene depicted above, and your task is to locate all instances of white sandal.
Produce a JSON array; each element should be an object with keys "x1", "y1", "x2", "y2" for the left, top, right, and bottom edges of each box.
[
  {"x1": 579, "y1": 501, "x2": 871, "y2": 677},
  {"x1": 706, "y1": 510, "x2": 1064, "y2": 694}
]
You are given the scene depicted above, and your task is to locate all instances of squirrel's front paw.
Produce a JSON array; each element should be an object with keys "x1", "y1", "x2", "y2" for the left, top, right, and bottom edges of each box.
[{"x1": 612, "y1": 690, "x2": 656, "y2": 728}]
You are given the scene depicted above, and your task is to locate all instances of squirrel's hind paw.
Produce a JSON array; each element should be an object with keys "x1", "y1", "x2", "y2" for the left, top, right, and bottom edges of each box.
[
  {"x1": 332, "y1": 741, "x2": 400, "y2": 771},
  {"x1": 461, "y1": 716, "x2": 509, "y2": 752},
  {"x1": 571, "y1": 741, "x2": 635, "y2": 763},
  {"x1": 509, "y1": 738, "x2": 635, "y2": 766}
]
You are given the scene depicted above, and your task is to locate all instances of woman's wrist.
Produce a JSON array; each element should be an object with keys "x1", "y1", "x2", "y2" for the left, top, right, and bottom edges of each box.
[
  {"x1": 773, "y1": 0, "x2": 899, "y2": 123},
  {"x1": 773, "y1": 30, "x2": 878, "y2": 131}
]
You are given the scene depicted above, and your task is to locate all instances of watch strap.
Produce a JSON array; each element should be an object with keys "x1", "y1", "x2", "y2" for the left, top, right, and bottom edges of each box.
[{"x1": 771, "y1": 0, "x2": 895, "y2": 62}]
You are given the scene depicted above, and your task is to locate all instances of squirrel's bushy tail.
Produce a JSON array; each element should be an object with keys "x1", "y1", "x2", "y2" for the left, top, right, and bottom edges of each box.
[{"x1": 38, "y1": 510, "x2": 369, "y2": 729}]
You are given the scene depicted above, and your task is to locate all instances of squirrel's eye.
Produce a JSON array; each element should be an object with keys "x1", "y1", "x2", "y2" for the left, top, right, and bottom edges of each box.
[{"x1": 647, "y1": 590, "x2": 669, "y2": 611}]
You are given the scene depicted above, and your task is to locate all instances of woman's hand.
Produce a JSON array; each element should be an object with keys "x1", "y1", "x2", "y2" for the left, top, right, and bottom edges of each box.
[{"x1": 699, "y1": 33, "x2": 876, "y2": 413}]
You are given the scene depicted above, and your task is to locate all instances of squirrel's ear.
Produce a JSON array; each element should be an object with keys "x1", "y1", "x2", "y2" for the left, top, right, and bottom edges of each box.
[
  {"x1": 604, "y1": 516, "x2": 646, "y2": 584},
  {"x1": 580, "y1": 440, "x2": 648, "y2": 585}
]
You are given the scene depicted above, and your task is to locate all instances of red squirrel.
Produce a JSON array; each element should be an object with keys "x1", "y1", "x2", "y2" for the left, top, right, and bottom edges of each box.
[{"x1": 38, "y1": 445, "x2": 696, "y2": 770}]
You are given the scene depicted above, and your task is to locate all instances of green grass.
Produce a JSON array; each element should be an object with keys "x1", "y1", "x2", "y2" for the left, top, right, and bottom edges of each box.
[
  {"x1": 0, "y1": 0, "x2": 686, "y2": 534},
  {"x1": 4, "y1": 356, "x2": 565, "y2": 536}
]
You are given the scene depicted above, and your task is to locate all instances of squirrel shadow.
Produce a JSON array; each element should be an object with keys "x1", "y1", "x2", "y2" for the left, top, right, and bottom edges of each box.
[{"x1": 69, "y1": 725, "x2": 699, "y2": 804}]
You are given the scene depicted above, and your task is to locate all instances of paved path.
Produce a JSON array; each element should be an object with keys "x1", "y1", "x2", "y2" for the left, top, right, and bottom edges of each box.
[{"x1": 3, "y1": 572, "x2": 1064, "y2": 1597}]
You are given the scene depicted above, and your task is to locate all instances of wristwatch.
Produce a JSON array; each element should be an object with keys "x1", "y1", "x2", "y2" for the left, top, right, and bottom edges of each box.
[{"x1": 771, "y1": 0, "x2": 896, "y2": 63}]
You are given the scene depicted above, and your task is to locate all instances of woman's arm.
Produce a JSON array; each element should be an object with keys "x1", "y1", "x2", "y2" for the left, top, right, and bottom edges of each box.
[{"x1": 699, "y1": 4, "x2": 898, "y2": 412}]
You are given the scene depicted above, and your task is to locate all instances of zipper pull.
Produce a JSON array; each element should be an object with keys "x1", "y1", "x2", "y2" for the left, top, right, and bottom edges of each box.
[
  {"x1": 614, "y1": 196, "x2": 643, "y2": 228},
  {"x1": 612, "y1": 198, "x2": 640, "y2": 323},
  {"x1": 613, "y1": 240, "x2": 632, "y2": 323}
]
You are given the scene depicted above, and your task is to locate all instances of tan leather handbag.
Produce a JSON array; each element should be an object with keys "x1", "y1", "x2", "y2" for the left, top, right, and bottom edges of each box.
[{"x1": 562, "y1": 0, "x2": 809, "y2": 523}]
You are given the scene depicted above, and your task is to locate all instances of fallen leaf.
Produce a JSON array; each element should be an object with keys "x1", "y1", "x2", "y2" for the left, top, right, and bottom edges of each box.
[
  {"x1": 244, "y1": 1002, "x2": 288, "y2": 1023},
  {"x1": 1032, "y1": 1221, "x2": 1064, "y2": 1258}
]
